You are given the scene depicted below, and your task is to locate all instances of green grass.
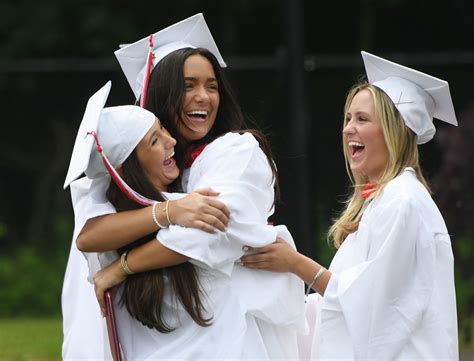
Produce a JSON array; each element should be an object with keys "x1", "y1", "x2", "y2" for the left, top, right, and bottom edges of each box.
[
  {"x1": 0, "y1": 317, "x2": 473, "y2": 360},
  {"x1": 0, "y1": 318, "x2": 62, "y2": 361}
]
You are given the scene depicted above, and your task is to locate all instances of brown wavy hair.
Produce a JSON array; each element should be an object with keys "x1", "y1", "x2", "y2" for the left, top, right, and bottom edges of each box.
[{"x1": 144, "y1": 47, "x2": 280, "y2": 202}]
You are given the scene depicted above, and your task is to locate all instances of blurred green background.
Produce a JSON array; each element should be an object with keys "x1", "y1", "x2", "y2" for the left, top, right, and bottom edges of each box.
[{"x1": 0, "y1": 0, "x2": 473, "y2": 359}]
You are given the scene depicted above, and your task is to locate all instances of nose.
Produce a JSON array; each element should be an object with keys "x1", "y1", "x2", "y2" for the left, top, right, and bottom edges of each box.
[
  {"x1": 194, "y1": 85, "x2": 210, "y2": 102},
  {"x1": 164, "y1": 133, "x2": 177, "y2": 148},
  {"x1": 342, "y1": 119, "x2": 355, "y2": 136}
]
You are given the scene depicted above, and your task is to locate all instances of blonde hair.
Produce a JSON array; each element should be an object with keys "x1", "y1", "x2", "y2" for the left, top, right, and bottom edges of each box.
[{"x1": 328, "y1": 83, "x2": 430, "y2": 248}]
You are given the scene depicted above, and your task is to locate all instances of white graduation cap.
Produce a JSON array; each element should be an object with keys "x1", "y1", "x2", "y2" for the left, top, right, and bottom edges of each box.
[
  {"x1": 361, "y1": 51, "x2": 458, "y2": 144},
  {"x1": 115, "y1": 13, "x2": 226, "y2": 101},
  {"x1": 63, "y1": 81, "x2": 156, "y2": 194}
]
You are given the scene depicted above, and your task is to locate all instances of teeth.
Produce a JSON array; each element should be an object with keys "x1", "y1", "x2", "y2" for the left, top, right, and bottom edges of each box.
[
  {"x1": 187, "y1": 110, "x2": 208, "y2": 116},
  {"x1": 348, "y1": 141, "x2": 364, "y2": 147},
  {"x1": 165, "y1": 151, "x2": 175, "y2": 161}
]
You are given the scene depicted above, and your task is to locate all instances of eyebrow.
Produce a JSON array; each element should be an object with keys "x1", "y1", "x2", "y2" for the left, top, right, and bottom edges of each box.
[
  {"x1": 146, "y1": 130, "x2": 157, "y2": 142},
  {"x1": 347, "y1": 111, "x2": 371, "y2": 117},
  {"x1": 184, "y1": 76, "x2": 218, "y2": 82}
]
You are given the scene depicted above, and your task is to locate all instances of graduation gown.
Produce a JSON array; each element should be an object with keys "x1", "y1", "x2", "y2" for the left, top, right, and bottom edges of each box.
[
  {"x1": 63, "y1": 132, "x2": 306, "y2": 360},
  {"x1": 309, "y1": 168, "x2": 458, "y2": 360}
]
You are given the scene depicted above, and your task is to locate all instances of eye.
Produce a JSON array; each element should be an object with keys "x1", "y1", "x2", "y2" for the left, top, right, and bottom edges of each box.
[
  {"x1": 207, "y1": 82, "x2": 218, "y2": 91},
  {"x1": 185, "y1": 82, "x2": 193, "y2": 90},
  {"x1": 151, "y1": 137, "x2": 158, "y2": 146}
]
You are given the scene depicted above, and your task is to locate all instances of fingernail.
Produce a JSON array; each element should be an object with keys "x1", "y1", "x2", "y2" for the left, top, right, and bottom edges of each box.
[{"x1": 242, "y1": 246, "x2": 249, "y2": 252}]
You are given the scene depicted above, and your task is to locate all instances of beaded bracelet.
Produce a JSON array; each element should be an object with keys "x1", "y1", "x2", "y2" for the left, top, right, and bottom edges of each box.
[
  {"x1": 304, "y1": 266, "x2": 327, "y2": 302},
  {"x1": 152, "y1": 201, "x2": 168, "y2": 229},
  {"x1": 120, "y1": 250, "x2": 135, "y2": 275}
]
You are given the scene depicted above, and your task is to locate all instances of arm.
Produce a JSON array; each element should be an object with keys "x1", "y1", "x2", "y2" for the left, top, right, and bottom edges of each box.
[
  {"x1": 77, "y1": 188, "x2": 230, "y2": 252},
  {"x1": 93, "y1": 238, "x2": 189, "y2": 315},
  {"x1": 127, "y1": 133, "x2": 306, "y2": 329},
  {"x1": 156, "y1": 133, "x2": 280, "y2": 275},
  {"x1": 240, "y1": 238, "x2": 331, "y2": 296}
]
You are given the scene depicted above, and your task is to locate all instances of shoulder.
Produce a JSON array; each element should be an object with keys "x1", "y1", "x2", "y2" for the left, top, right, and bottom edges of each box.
[
  {"x1": 381, "y1": 168, "x2": 429, "y2": 204},
  {"x1": 201, "y1": 132, "x2": 260, "y2": 159},
  {"x1": 374, "y1": 169, "x2": 447, "y2": 232},
  {"x1": 209, "y1": 132, "x2": 259, "y2": 150}
]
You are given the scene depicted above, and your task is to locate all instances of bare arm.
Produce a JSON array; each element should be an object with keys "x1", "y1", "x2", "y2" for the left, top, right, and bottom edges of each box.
[
  {"x1": 77, "y1": 189, "x2": 230, "y2": 252},
  {"x1": 78, "y1": 206, "x2": 157, "y2": 252},
  {"x1": 94, "y1": 238, "x2": 189, "y2": 315},
  {"x1": 241, "y1": 238, "x2": 331, "y2": 296}
]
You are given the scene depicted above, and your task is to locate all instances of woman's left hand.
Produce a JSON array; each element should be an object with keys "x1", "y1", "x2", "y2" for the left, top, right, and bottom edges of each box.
[
  {"x1": 240, "y1": 238, "x2": 300, "y2": 273},
  {"x1": 93, "y1": 260, "x2": 127, "y2": 316}
]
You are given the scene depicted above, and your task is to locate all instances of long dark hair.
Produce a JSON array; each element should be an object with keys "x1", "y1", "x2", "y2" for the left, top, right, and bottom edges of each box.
[
  {"x1": 145, "y1": 47, "x2": 280, "y2": 200},
  {"x1": 106, "y1": 150, "x2": 211, "y2": 333}
]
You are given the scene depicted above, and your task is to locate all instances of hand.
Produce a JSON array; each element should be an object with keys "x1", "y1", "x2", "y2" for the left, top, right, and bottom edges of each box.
[
  {"x1": 240, "y1": 238, "x2": 300, "y2": 273},
  {"x1": 93, "y1": 260, "x2": 127, "y2": 317},
  {"x1": 170, "y1": 188, "x2": 230, "y2": 233}
]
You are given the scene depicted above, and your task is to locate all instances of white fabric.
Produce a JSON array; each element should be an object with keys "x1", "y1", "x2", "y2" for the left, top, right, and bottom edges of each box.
[
  {"x1": 62, "y1": 132, "x2": 306, "y2": 360},
  {"x1": 134, "y1": 41, "x2": 195, "y2": 98},
  {"x1": 61, "y1": 177, "x2": 113, "y2": 360},
  {"x1": 61, "y1": 241, "x2": 113, "y2": 360},
  {"x1": 115, "y1": 13, "x2": 226, "y2": 100},
  {"x1": 309, "y1": 168, "x2": 458, "y2": 360},
  {"x1": 361, "y1": 51, "x2": 458, "y2": 144},
  {"x1": 64, "y1": 82, "x2": 111, "y2": 188},
  {"x1": 87, "y1": 106, "x2": 155, "y2": 179},
  {"x1": 373, "y1": 77, "x2": 436, "y2": 144}
]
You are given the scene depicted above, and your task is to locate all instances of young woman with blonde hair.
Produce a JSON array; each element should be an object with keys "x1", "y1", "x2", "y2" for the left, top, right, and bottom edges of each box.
[{"x1": 242, "y1": 51, "x2": 459, "y2": 360}]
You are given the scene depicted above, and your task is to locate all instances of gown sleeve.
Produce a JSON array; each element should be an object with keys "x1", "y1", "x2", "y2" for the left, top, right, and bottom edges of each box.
[
  {"x1": 321, "y1": 194, "x2": 436, "y2": 360},
  {"x1": 158, "y1": 132, "x2": 306, "y2": 330},
  {"x1": 157, "y1": 132, "x2": 278, "y2": 276},
  {"x1": 69, "y1": 176, "x2": 187, "y2": 281}
]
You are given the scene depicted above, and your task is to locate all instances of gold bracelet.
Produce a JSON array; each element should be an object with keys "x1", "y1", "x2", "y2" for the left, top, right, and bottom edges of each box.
[
  {"x1": 120, "y1": 250, "x2": 135, "y2": 275},
  {"x1": 164, "y1": 200, "x2": 172, "y2": 225}
]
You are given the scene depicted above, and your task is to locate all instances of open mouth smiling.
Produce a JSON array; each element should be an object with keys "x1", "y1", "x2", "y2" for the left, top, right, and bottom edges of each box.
[
  {"x1": 164, "y1": 151, "x2": 175, "y2": 166},
  {"x1": 349, "y1": 141, "x2": 365, "y2": 157},
  {"x1": 186, "y1": 110, "x2": 208, "y2": 122}
]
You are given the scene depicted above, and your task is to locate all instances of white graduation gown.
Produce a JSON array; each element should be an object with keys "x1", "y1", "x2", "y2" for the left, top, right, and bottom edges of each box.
[
  {"x1": 63, "y1": 132, "x2": 306, "y2": 360},
  {"x1": 310, "y1": 168, "x2": 458, "y2": 360},
  {"x1": 61, "y1": 177, "x2": 113, "y2": 361}
]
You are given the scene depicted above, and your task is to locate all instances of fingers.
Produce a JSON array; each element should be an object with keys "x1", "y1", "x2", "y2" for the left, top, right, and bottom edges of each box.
[
  {"x1": 95, "y1": 286, "x2": 107, "y2": 317},
  {"x1": 240, "y1": 253, "x2": 268, "y2": 264},
  {"x1": 241, "y1": 260, "x2": 271, "y2": 269},
  {"x1": 200, "y1": 209, "x2": 228, "y2": 231},
  {"x1": 191, "y1": 189, "x2": 230, "y2": 220},
  {"x1": 194, "y1": 187, "x2": 220, "y2": 197},
  {"x1": 205, "y1": 198, "x2": 230, "y2": 219},
  {"x1": 194, "y1": 220, "x2": 219, "y2": 234},
  {"x1": 189, "y1": 200, "x2": 229, "y2": 230}
]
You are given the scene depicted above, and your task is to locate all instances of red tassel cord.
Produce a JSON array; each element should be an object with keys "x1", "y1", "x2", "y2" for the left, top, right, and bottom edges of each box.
[
  {"x1": 140, "y1": 34, "x2": 155, "y2": 108},
  {"x1": 88, "y1": 131, "x2": 155, "y2": 206}
]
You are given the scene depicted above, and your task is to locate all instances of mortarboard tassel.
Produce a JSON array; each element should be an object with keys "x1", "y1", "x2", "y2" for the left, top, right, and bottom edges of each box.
[
  {"x1": 140, "y1": 34, "x2": 155, "y2": 108},
  {"x1": 88, "y1": 131, "x2": 156, "y2": 206}
]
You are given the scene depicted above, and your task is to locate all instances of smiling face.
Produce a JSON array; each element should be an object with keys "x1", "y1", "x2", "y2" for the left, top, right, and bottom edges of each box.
[
  {"x1": 343, "y1": 89, "x2": 389, "y2": 183},
  {"x1": 135, "y1": 118, "x2": 179, "y2": 192},
  {"x1": 175, "y1": 54, "x2": 220, "y2": 142}
]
